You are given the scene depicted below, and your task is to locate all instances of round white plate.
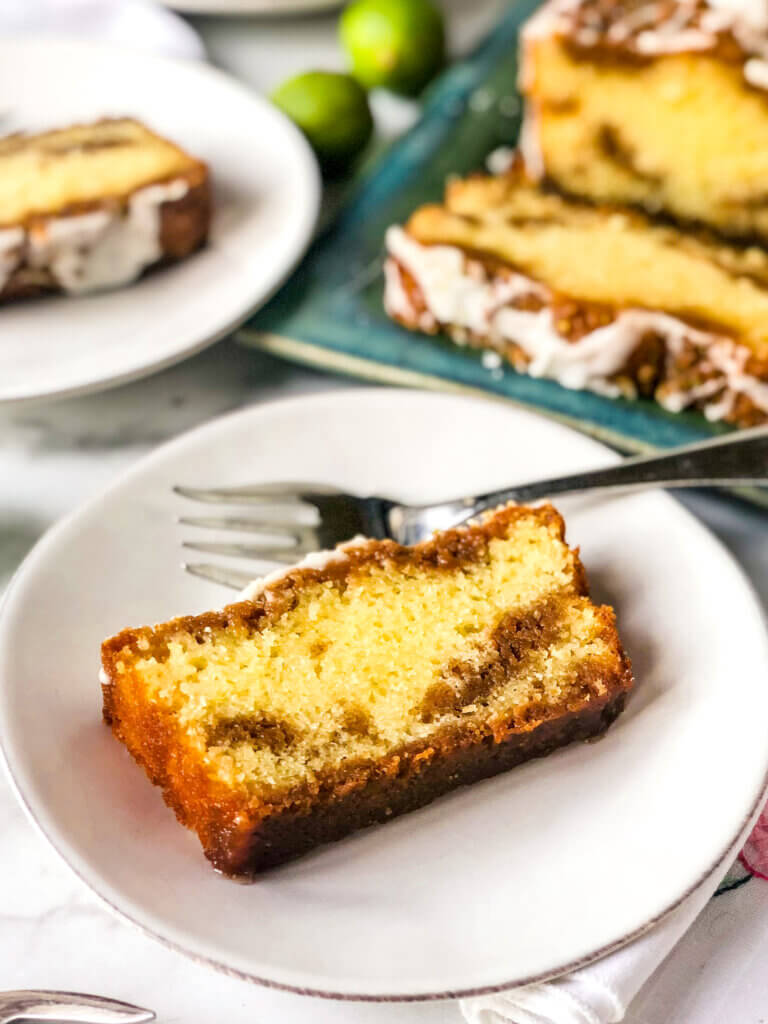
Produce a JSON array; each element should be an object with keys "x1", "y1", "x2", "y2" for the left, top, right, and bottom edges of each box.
[
  {"x1": 162, "y1": 0, "x2": 341, "y2": 13},
  {"x1": 0, "y1": 39, "x2": 320, "y2": 405},
  {"x1": 1, "y1": 390, "x2": 767, "y2": 1000}
]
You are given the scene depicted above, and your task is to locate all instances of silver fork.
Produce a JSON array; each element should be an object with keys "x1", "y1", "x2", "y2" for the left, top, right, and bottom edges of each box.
[
  {"x1": 0, "y1": 991, "x2": 153, "y2": 1024},
  {"x1": 176, "y1": 425, "x2": 768, "y2": 590}
]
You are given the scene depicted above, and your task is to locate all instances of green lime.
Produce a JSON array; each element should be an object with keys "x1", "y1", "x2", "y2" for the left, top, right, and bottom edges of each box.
[
  {"x1": 340, "y1": 0, "x2": 445, "y2": 96},
  {"x1": 271, "y1": 70, "x2": 373, "y2": 174}
]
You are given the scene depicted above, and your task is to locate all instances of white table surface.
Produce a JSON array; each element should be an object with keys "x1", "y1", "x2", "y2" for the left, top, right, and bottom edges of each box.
[{"x1": 1, "y1": 4, "x2": 767, "y2": 1022}]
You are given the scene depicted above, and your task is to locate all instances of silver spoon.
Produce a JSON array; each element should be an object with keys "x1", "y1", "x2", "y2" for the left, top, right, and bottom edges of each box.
[{"x1": 0, "y1": 992, "x2": 154, "y2": 1024}]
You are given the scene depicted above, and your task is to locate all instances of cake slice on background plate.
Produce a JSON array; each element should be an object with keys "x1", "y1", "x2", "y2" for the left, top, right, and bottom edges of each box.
[
  {"x1": 0, "y1": 118, "x2": 210, "y2": 302},
  {"x1": 384, "y1": 165, "x2": 768, "y2": 427},
  {"x1": 101, "y1": 503, "x2": 632, "y2": 877},
  {"x1": 519, "y1": 0, "x2": 768, "y2": 244}
]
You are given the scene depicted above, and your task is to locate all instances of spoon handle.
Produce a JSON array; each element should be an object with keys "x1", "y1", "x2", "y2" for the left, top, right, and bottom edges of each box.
[{"x1": 0, "y1": 991, "x2": 154, "y2": 1024}]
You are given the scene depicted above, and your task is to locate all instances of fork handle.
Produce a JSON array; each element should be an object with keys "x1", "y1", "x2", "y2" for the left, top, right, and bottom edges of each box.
[
  {"x1": 477, "y1": 424, "x2": 768, "y2": 513},
  {"x1": 390, "y1": 425, "x2": 768, "y2": 544}
]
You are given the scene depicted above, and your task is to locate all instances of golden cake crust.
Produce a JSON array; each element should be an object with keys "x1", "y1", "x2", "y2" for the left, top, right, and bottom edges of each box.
[
  {"x1": 102, "y1": 504, "x2": 633, "y2": 877},
  {"x1": 104, "y1": 503, "x2": 580, "y2": 657}
]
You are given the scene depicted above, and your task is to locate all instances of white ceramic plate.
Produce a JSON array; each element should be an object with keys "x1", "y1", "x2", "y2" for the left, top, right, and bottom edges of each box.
[
  {"x1": 1, "y1": 389, "x2": 767, "y2": 1000},
  {"x1": 162, "y1": 0, "x2": 342, "y2": 12},
  {"x1": 0, "y1": 39, "x2": 320, "y2": 405}
]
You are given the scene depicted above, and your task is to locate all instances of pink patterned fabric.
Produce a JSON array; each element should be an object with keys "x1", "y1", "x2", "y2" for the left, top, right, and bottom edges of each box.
[{"x1": 740, "y1": 804, "x2": 768, "y2": 881}]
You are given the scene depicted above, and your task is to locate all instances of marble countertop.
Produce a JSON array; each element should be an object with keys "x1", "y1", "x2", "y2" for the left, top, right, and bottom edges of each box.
[{"x1": 1, "y1": 4, "x2": 768, "y2": 1022}]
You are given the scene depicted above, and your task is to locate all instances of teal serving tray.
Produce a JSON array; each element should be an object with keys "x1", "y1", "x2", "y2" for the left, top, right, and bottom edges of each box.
[{"x1": 238, "y1": 0, "x2": 739, "y2": 455}]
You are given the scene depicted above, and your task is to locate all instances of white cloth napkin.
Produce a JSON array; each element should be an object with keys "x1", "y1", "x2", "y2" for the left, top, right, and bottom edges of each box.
[
  {"x1": 460, "y1": 861, "x2": 724, "y2": 1024},
  {"x1": 0, "y1": 0, "x2": 205, "y2": 61}
]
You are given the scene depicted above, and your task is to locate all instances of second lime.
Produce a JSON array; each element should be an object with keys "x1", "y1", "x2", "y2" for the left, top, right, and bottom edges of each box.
[{"x1": 271, "y1": 70, "x2": 374, "y2": 175}]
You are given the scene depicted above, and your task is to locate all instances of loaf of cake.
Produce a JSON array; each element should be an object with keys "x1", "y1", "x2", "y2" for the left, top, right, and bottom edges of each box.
[
  {"x1": 519, "y1": 0, "x2": 768, "y2": 243},
  {"x1": 102, "y1": 503, "x2": 632, "y2": 877},
  {"x1": 0, "y1": 118, "x2": 210, "y2": 302},
  {"x1": 384, "y1": 165, "x2": 768, "y2": 426}
]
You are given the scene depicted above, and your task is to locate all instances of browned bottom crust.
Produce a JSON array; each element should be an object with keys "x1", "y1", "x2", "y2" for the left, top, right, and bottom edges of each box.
[
  {"x1": 103, "y1": 670, "x2": 628, "y2": 877},
  {"x1": 214, "y1": 690, "x2": 628, "y2": 876},
  {"x1": 0, "y1": 176, "x2": 210, "y2": 303}
]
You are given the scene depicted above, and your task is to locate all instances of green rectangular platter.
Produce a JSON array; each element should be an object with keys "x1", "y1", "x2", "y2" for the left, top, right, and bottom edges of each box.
[{"x1": 238, "y1": 0, "x2": 747, "y2": 456}]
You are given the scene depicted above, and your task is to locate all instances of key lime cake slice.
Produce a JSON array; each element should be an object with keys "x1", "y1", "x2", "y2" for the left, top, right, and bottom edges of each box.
[
  {"x1": 384, "y1": 164, "x2": 768, "y2": 426},
  {"x1": 519, "y1": 0, "x2": 768, "y2": 244},
  {"x1": 0, "y1": 118, "x2": 209, "y2": 301},
  {"x1": 102, "y1": 503, "x2": 632, "y2": 877}
]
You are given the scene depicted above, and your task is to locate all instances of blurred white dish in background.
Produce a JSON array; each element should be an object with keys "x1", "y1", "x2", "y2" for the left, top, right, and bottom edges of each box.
[
  {"x1": 0, "y1": 0, "x2": 205, "y2": 60},
  {"x1": 0, "y1": 38, "x2": 320, "y2": 405},
  {"x1": 160, "y1": 0, "x2": 341, "y2": 13}
]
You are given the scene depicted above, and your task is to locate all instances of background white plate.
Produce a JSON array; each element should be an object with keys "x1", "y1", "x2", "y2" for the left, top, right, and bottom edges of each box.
[
  {"x1": 162, "y1": 0, "x2": 342, "y2": 12},
  {"x1": 0, "y1": 38, "x2": 320, "y2": 405},
  {"x1": 1, "y1": 389, "x2": 767, "y2": 1000}
]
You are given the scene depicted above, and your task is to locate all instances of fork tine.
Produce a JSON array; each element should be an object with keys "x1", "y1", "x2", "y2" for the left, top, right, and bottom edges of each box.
[
  {"x1": 173, "y1": 483, "x2": 337, "y2": 506},
  {"x1": 183, "y1": 541, "x2": 307, "y2": 562},
  {"x1": 183, "y1": 563, "x2": 255, "y2": 590},
  {"x1": 178, "y1": 516, "x2": 315, "y2": 544}
]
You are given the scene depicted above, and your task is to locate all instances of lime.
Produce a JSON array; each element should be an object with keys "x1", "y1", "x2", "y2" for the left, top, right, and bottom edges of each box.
[
  {"x1": 271, "y1": 70, "x2": 373, "y2": 175},
  {"x1": 340, "y1": 0, "x2": 445, "y2": 96}
]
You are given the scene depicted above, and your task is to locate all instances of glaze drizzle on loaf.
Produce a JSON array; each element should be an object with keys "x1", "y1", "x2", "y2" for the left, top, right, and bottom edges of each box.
[
  {"x1": 385, "y1": 225, "x2": 768, "y2": 423},
  {"x1": 384, "y1": 167, "x2": 768, "y2": 427},
  {"x1": 523, "y1": 0, "x2": 768, "y2": 86},
  {"x1": 0, "y1": 118, "x2": 210, "y2": 301}
]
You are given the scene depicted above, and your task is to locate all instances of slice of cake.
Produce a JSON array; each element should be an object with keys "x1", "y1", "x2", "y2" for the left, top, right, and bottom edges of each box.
[
  {"x1": 384, "y1": 165, "x2": 768, "y2": 426},
  {"x1": 101, "y1": 503, "x2": 632, "y2": 877},
  {"x1": 519, "y1": 0, "x2": 768, "y2": 243},
  {"x1": 0, "y1": 118, "x2": 210, "y2": 302}
]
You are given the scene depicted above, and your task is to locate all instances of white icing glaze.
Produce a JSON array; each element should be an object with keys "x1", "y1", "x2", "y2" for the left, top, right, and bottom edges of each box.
[
  {"x1": 744, "y1": 55, "x2": 768, "y2": 86},
  {"x1": 612, "y1": 3, "x2": 678, "y2": 38},
  {"x1": 521, "y1": 0, "x2": 768, "y2": 86},
  {"x1": 239, "y1": 538, "x2": 368, "y2": 602},
  {"x1": 382, "y1": 253, "x2": 416, "y2": 321},
  {"x1": 708, "y1": 0, "x2": 768, "y2": 33},
  {"x1": 521, "y1": 0, "x2": 583, "y2": 42},
  {"x1": 385, "y1": 226, "x2": 768, "y2": 422},
  {"x1": 385, "y1": 226, "x2": 546, "y2": 335},
  {"x1": 635, "y1": 26, "x2": 715, "y2": 52},
  {"x1": 700, "y1": 338, "x2": 768, "y2": 418},
  {"x1": 0, "y1": 226, "x2": 24, "y2": 292},
  {"x1": 485, "y1": 146, "x2": 517, "y2": 176},
  {"x1": 493, "y1": 306, "x2": 648, "y2": 395},
  {"x1": 25, "y1": 178, "x2": 189, "y2": 296},
  {"x1": 481, "y1": 349, "x2": 504, "y2": 369},
  {"x1": 518, "y1": 101, "x2": 544, "y2": 180}
]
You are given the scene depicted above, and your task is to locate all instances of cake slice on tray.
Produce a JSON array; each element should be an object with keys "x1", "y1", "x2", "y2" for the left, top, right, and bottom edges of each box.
[
  {"x1": 384, "y1": 165, "x2": 768, "y2": 427},
  {"x1": 519, "y1": 0, "x2": 768, "y2": 244},
  {"x1": 101, "y1": 503, "x2": 632, "y2": 877},
  {"x1": 0, "y1": 118, "x2": 210, "y2": 302}
]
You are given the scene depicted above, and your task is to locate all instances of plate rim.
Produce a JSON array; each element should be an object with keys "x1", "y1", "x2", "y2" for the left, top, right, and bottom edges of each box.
[
  {"x1": 0, "y1": 36, "x2": 322, "y2": 407},
  {"x1": 160, "y1": 0, "x2": 342, "y2": 13},
  {"x1": 1, "y1": 387, "x2": 767, "y2": 1001}
]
